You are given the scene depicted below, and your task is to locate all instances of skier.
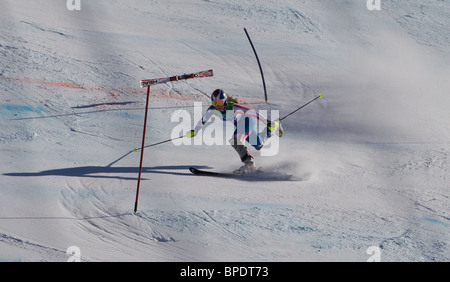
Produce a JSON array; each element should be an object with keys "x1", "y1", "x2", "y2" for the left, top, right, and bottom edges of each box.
[{"x1": 187, "y1": 89, "x2": 283, "y2": 174}]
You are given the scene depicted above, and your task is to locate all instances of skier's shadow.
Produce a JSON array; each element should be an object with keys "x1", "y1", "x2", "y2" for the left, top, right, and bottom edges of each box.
[{"x1": 3, "y1": 165, "x2": 210, "y2": 181}]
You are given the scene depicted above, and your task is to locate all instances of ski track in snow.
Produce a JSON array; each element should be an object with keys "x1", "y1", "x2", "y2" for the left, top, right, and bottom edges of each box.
[{"x1": 0, "y1": 0, "x2": 449, "y2": 261}]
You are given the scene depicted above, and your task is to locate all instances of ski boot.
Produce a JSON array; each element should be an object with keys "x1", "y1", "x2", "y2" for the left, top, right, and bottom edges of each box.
[{"x1": 233, "y1": 156, "x2": 256, "y2": 175}]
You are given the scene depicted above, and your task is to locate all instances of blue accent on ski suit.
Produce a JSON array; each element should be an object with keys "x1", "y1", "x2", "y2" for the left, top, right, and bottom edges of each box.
[{"x1": 194, "y1": 103, "x2": 267, "y2": 150}]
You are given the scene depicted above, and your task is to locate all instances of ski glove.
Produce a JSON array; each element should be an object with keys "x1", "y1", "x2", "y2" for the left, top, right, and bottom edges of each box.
[
  {"x1": 266, "y1": 120, "x2": 280, "y2": 138},
  {"x1": 184, "y1": 130, "x2": 196, "y2": 138}
]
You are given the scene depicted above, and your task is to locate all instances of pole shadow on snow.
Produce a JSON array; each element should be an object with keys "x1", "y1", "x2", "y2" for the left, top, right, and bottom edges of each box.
[{"x1": 3, "y1": 165, "x2": 209, "y2": 181}]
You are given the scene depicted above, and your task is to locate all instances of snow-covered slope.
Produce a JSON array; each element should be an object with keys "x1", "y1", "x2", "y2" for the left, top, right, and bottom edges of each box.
[{"x1": 0, "y1": 0, "x2": 448, "y2": 261}]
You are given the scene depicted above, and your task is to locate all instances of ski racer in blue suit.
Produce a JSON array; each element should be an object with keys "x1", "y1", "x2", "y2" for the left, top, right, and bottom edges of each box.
[{"x1": 188, "y1": 89, "x2": 283, "y2": 174}]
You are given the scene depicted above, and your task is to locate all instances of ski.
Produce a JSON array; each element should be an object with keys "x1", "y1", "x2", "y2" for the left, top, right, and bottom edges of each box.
[
  {"x1": 189, "y1": 167, "x2": 293, "y2": 181},
  {"x1": 140, "y1": 69, "x2": 214, "y2": 88}
]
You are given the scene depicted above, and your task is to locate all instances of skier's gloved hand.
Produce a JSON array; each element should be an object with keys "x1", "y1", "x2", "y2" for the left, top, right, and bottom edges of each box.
[
  {"x1": 266, "y1": 120, "x2": 280, "y2": 138},
  {"x1": 184, "y1": 130, "x2": 196, "y2": 138}
]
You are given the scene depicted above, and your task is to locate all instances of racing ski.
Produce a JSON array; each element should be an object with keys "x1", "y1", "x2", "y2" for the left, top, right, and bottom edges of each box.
[{"x1": 189, "y1": 167, "x2": 293, "y2": 181}]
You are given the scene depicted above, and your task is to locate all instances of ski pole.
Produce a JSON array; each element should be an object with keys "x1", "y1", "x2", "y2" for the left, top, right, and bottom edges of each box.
[
  {"x1": 134, "y1": 132, "x2": 192, "y2": 152},
  {"x1": 107, "y1": 133, "x2": 191, "y2": 166},
  {"x1": 278, "y1": 94, "x2": 323, "y2": 122}
]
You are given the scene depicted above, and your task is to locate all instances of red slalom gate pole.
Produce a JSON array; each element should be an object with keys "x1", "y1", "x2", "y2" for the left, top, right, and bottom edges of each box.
[
  {"x1": 134, "y1": 85, "x2": 151, "y2": 215},
  {"x1": 133, "y1": 70, "x2": 213, "y2": 215}
]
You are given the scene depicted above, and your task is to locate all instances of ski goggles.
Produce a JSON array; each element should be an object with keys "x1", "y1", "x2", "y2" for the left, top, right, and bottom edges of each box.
[{"x1": 212, "y1": 99, "x2": 226, "y2": 107}]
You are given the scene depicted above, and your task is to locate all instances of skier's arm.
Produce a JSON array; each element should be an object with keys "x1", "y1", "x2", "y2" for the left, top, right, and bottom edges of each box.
[{"x1": 188, "y1": 107, "x2": 214, "y2": 137}]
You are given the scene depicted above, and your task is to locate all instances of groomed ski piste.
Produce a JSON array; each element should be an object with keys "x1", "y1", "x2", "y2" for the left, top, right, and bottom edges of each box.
[{"x1": 0, "y1": 0, "x2": 449, "y2": 262}]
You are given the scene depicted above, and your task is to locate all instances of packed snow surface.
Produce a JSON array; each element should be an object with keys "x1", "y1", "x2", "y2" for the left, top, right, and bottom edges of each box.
[{"x1": 0, "y1": 0, "x2": 449, "y2": 261}]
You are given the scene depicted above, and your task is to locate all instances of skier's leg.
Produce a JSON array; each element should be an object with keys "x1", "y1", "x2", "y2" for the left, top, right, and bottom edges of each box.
[
  {"x1": 243, "y1": 116, "x2": 263, "y2": 150},
  {"x1": 231, "y1": 117, "x2": 256, "y2": 173},
  {"x1": 230, "y1": 136, "x2": 255, "y2": 174},
  {"x1": 229, "y1": 135, "x2": 252, "y2": 162},
  {"x1": 232, "y1": 117, "x2": 253, "y2": 160}
]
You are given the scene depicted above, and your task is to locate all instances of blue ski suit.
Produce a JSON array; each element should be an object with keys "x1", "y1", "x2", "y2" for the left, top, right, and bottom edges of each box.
[{"x1": 194, "y1": 101, "x2": 268, "y2": 162}]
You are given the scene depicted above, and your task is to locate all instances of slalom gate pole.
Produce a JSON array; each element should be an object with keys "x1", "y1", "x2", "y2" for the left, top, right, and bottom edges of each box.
[
  {"x1": 133, "y1": 70, "x2": 213, "y2": 214},
  {"x1": 244, "y1": 28, "x2": 268, "y2": 103},
  {"x1": 134, "y1": 85, "x2": 151, "y2": 215},
  {"x1": 279, "y1": 94, "x2": 323, "y2": 122}
]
